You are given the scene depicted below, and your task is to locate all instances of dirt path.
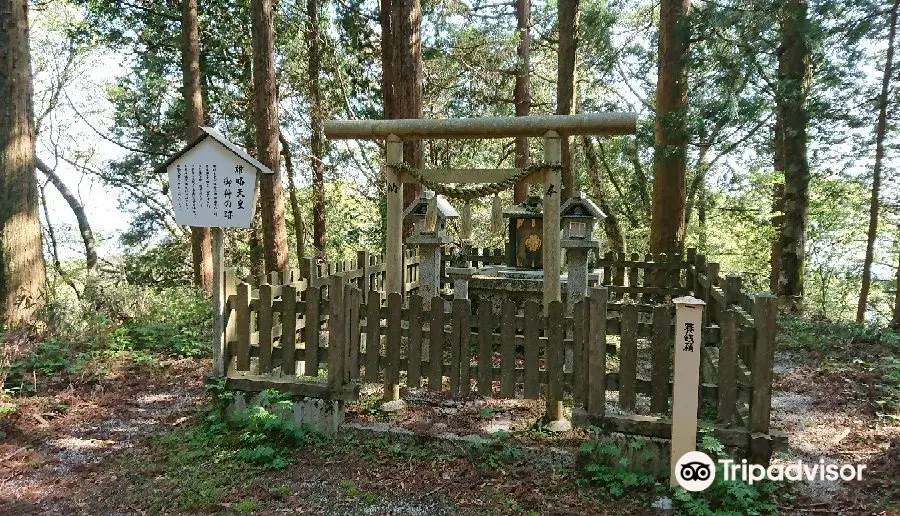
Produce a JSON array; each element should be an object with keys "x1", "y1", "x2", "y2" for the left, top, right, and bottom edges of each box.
[
  {"x1": 771, "y1": 350, "x2": 900, "y2": 512},
  {"x1": 0, "y1": 359, "x2": 207, "y2": 515}
]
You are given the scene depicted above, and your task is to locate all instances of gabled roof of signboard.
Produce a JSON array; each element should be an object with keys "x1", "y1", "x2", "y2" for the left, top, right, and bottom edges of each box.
[{"x1": 153, "y1": 127, "x2": 273, "y2": 175}]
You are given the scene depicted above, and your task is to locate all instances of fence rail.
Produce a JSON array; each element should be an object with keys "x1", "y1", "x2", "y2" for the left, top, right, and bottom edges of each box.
[{"x1": 221, "y1": 247, "x2": 785, "y2": 461}]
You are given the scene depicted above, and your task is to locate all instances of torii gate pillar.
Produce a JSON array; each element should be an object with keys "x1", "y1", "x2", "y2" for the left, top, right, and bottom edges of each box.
[{"x1": 385, "y1": 134, "x2": 404, "y2": 296}]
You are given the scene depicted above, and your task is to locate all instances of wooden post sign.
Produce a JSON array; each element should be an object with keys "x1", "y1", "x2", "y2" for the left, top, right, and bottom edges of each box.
[
  {"x1": 155, "y1": 127, "x2": 273, "y2": 377},
  {"x1": 670, "y1": 296, "x2": 706, "y2": 487}
]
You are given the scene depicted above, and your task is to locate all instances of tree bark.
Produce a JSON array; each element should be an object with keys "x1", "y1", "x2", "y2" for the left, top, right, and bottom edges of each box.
[
  {"x1": 650, "y1": 0, "x2": 690, "y2": 255},
  {"x1": 0, "y1": 0, "x2": 47, "y2": 326},
  {"x1": 893, "y1": 244, "x2": 900, "y2": 329},
  {"x1": 307, "y1": 0, "x2": 326, "y2": 259},
  {"x1": 776, "y1": 0, "x2": 811, "y2": 310},
  {"x1": 181, "y1": 0, "x2": 213, "y2": 295},
  {"x1": 35, "y1": 158, "x2": 97, "y2": 270},
  {"x1": 513, "y1": 0, "x2": 532, "y2": 203},
  {"x1": 390, "y1": 0, "x2": 424, "y2": 217},
  {"x1": 858, "y1": 0, "x2": 899, "y2": 323},
  {"x1": 251, "y1": 0, "x2": 289, "y2": 273},
  {"x1": 380, "y1": 0, "x2": 395, "y2": 120},
  {"x1": 280, "y1": 132, "x2": 306, "y2": 264},
  {"x1": 557, "y1": 0, "x2": 579, "y2": 200}
]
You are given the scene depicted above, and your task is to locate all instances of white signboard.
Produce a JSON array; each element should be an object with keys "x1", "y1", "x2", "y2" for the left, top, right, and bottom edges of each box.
[
  {"x1": 670, "y1": 296, "x2": 706, "y2": 487},
  {"x1": 167, "y1": 137, "x2": 260, "y2": 228}
]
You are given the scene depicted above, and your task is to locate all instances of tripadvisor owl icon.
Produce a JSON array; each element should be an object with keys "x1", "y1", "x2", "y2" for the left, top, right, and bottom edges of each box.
[{"x1": 675, "y1": 451, "x2": 716, "y2": 491}]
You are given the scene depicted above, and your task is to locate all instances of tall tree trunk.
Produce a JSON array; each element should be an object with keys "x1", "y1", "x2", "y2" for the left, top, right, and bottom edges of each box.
[
  {"x1": 893, "y1": 242, "x2": 900, "y2": 329},
  {"x1": 513, "y1": 0, "x2": 531, "y2": 203},
  {"x1": 771, "y1": 108, "x2": 786, "y2": 294},
  {"x1": 380, "y1": 0, "x2": 395, "y2": 120},
  {"x1": 181, "y1": 0, "x2": 213, "y2": 295},
  {"x1": 35, "y1": 158, "x2": 97, "y2": 270},
  {"x1": 776, "y1": 0, "x2": 811, "y2": 311},
  {"x1": 390, "y1": 0, "x2": 424, "y2": 218},
  {"x1": 0, "y1": 0, "x2": 47, "y2": 326},
  {"x1": 280, "y1": 132, "x2": 306, "y2": 264},
  {"x1": 557, "y1": 0, "x2": 579, "y2": 200},
  {"x1": 650, "y1": 0, "x2": 690, "y2": 255},
  {"x1": 857, "y1": 0, "x2": 899, "y2": 323},
  {"x1": 582, "y1": 136, "x2": 625, "y2": 254},
  {"x1": 307, "y1": 0, "x2": 326, "y2": 260},
  {"x1": 251, "y1": 0, "x2": 289, "y2": 273}
]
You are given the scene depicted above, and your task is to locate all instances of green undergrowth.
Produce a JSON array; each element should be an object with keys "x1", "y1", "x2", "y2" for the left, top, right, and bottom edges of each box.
[
  {"x1": 579, "y1": 428, "x2": 787, "y2": 514},
  {"x1": 114, "y1": 382, "x2": 323, "y2": 512},
  {"x1": 780, "y1": 317, "x2": 900, "y2": 421},
  {"x1": 2, "y1": 283, "x2": 210, "y2": 395}
]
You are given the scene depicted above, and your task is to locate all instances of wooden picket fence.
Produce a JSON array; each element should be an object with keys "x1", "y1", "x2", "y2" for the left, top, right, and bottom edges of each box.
[{"x1": 222, "y1": 248, "x2": 786, "y2": 460}]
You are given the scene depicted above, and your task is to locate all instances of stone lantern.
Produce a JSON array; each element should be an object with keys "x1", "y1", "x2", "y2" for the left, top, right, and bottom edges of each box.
[
  {"x1": 560, "y1": 192, "x2": 605, "y2": 315},
  {"x1": 404, "y1": 192, "x2": 458, "y2": 306}
]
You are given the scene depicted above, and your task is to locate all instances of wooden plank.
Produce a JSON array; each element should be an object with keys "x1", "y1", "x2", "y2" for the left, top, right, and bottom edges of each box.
[
  {"x1": 365, "y1": 290, "x2": 381, "y2": 382},
  {"x1": 588, "y1": 287, "x2": 608, "y2": 415},
  {"x1": 649, "y1": 304, "x2": 670, "y2": 414},
  {"x1": 408, "y1": 295, "x2": 424, "y2": 388},
  {"x1": 602, "y1": 251, "x2": 612, "y2": 287},
  {"x1": 618, "y1": 303, "x2": 638, "y2": 411},
  {"x1": 428, "y1": 297, "x2": 445, "y2": 391},
  {"x1": 324, "y1": 113, "x2": 638, "y2": 140},
  {"x1": 305, "y1": 285, "x2": 321, "y2": 377},
  {"x1": 546, "y1": 301, "x2": 564, "y2": 420},
  {"x1": 628, "y1": 252, "x2": 639, "y2": 292},
  {"x1": 225, "y1": 375, "x2": 358, "y2": 401},
  {"x1": 718, "y1": 310, "x2": 739, "y2": 425},
  {"x1": 328, "y1": 276, "x2": 345, "y2": 391},
  {"x1": 347, "y1": 287, "x2": 361, "y2": 381},
  {"x1": 459, "y1": 298, "x2": 472, "y2": 396},
  {"x1": 614, "y1": 251, "x2": 626, "y2": 288},
  {"x1": 499, "y1": 299, "x2": 516, "y2": 398},
  {"x1": 572, "y1": 299, "x2": 586, "y2": 406},
  {"x1": 477, "y1": 301, "x2": 493, "y2": 396},
  {"x1": 236, "y1": 283, "x2": 251, "y2": 371},
  {"x1": 398, "y1": 168, "x2": 540, "y2": 184},
  {"x1": 258, "y1": 284, "x2": 274, "y2": 374},
  {"x1": 449, "y1": 299, "x2": 466, "y2": 395},
  {"x1": 570, "y1": 409, "x2": 789, "y2": 451},
  {"x1": 523, "y1": 300, "x2": 541, "y2": 399},
  {"x1": 750, "y1": 294, "x2": 777, "y2": 434},
  {"x1": 385, "y1": 292, "x2": 403, "y2": 396},
  {"x1": 281, "y1": 285, "x2": 297, "y2": 376}
]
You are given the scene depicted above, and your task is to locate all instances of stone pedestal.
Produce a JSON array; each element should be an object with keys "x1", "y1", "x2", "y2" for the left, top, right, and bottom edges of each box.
[
  {"x1": 407, "y1": 232, "x2": 450, "y2": 309},
  {"x1": 446, "y1": 266, "x2": 476, "y2": 300},
  {"x1": 562, "y1": 238, "x2": 599, "y2": 374}
]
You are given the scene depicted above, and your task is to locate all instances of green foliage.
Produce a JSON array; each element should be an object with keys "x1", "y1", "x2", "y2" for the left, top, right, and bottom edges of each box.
[
  {"x1": 671, "y1": 435, "x2": 784, "y2": 516},
  {"x1": 578, "y1": 439, "x2": 657, "y2": 499},
  {"x1": 205, "y1": 384, "x2": 321, "y2": 470},
  {"x1": 2, "y1": 280, "x2": 210, "y2": 394}
]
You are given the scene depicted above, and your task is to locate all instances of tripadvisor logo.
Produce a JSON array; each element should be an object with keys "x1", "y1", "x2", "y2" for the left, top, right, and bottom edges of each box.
[{"x1": 675, "y1": 451, "x2": 867, "y2": 492}]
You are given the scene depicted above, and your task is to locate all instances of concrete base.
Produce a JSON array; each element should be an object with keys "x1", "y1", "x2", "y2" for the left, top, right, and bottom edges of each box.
[
  {"x1": 546, "y1": 419, "x2": 573, "y2": 433},
  {"x1": 380, "y1": 399, "x2": 407, "y2": 413},
  {"x1": 227, "y1": 391, "x2": 345, "y2": 435}
]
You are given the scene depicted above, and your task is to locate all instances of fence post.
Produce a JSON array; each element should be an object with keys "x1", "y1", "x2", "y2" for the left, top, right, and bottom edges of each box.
[
  {"x1": 670, "y1": 295, "x2": 706, "y2": 487},
  {"x1": 724, "y1": 274, "x2": 742, "y2": 309},
  {"x1": 587, "y1": 287, "x2": 608, "y2": 416},
  {"x1": 357, "y1": 250, "x2": 370, "y2": 296},
  {"x1": 750, "y1": 294, "x2": 778, "y2": 465},
  {"x1": 382, "y1": 292, "x2": 404, "y2": 409},
  {"x1": 328, "y1": 274, "x2": 346, "y2": 392}
]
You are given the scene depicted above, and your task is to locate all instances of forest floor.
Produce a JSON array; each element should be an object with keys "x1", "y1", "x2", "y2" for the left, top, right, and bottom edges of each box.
[{"x1": 0, "y1": 320, "x2": 898, "y2": 515}]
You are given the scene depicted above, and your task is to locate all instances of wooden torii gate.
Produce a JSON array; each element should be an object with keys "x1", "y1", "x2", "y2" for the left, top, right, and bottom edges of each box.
[{"x1": 323, "y1": 113, "x2": 637, "y2": 308}]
